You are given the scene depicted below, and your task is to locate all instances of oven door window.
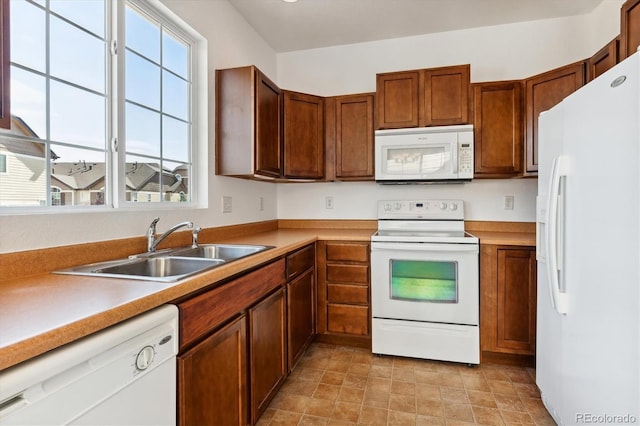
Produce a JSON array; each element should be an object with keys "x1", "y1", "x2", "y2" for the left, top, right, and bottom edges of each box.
[{"x1": 390, "y1": 260, "x2": 458, "y2": 303}]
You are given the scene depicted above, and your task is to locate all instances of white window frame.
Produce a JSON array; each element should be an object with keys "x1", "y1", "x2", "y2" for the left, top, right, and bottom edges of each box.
[
  {"x1": 114, "y1": 0, "x2": 208, "y2": 211},
  {"x1": 0, "y1": 0, "x2": 207, "y2": 214}
]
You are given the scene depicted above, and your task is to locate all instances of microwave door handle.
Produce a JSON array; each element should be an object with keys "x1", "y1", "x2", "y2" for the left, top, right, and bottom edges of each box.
[{"x1": 452, "y1": 143, "x2": 458, "y2": 173}]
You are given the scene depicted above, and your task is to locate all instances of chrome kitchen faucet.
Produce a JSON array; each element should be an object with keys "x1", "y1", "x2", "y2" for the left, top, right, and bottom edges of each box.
[{"x1": 147, "y1": 217, "x2": 194, "y2": 252}]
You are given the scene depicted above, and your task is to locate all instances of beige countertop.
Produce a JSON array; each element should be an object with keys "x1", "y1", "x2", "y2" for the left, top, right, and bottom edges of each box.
[
  {"x1": 0, "y1": 228, "x2": 373, "y2": 371},
  {"x1": 0, "y1": 221, "x2": 535, "y2": 372}
]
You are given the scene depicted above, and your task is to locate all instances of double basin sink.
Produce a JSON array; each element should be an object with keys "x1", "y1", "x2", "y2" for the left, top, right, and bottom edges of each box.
[{"x1": 54, "y1": 244, "x2": 273, "y2": 282}]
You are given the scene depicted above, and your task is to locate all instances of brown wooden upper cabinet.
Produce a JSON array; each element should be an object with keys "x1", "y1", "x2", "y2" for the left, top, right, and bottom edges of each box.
[
  {"x1": 472, "y1": 81, "x2": 523, "y2": 177},
  {"x1": 325, "y1": 93, "x2": 375, "y2": 181},
  {"x1": 216, "y1": 66, "x2": 282, "y2": 179},
  {"x1": 423, "y1": 64, "x2": 470, "y2": 126},
  {"x1": 0, "y1": 0, "x2": 10, "y2": 130},
  {"x1": 283, "y1": 90, "x2": 325, "y2": 179},
  {"x1": 620, "y1": 0, "x2": 640, "y2": 60},
  {"x1": 588, "y1": 38, "x2": 620, "y2": 82},
  {"x1": 375, "y1": 64, "x2": 470, "y2": 129},
  {"x1": 524, "y1": 61, "x2": 586, "y2": 175}
]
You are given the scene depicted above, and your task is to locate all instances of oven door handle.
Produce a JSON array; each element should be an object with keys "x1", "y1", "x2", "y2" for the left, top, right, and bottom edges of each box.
[{"x1": 371, "y1": 242, "x2": 478, "y2": 253}]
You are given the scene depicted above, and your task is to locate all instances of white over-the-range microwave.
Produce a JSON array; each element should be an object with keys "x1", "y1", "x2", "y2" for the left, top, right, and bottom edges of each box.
[{"x1": 374, "y1": 124, "x2": 474, "y2": 183}]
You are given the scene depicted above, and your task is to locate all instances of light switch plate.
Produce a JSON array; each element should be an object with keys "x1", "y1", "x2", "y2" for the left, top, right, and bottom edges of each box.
[{"x1": 222, "y1": 196, "x2": 232, "y2": 213}]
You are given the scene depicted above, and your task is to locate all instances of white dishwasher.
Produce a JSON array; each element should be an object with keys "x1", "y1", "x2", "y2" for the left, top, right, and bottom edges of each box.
[{"x1": 0, "y1": 304, "x2": 178, "y2": 426}]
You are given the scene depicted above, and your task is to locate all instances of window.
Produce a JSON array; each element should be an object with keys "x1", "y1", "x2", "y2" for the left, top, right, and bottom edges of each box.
[
  {"x1": 0, "y1": 153, "x2": 6, "y2": 173},
  {"x1": 0, "y1": 0, "x2": 206, "y2": 210}
]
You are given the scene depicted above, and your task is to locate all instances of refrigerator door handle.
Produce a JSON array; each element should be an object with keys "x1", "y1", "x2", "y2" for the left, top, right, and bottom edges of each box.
[{"x1": 546, "y1": 156, "x2": 569, "y2": 314}]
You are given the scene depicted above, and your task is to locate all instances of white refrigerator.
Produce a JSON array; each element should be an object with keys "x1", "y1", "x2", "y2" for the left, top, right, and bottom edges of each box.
[{"x1": 536, "y1": 51, "x2": 639, "y2": 425}]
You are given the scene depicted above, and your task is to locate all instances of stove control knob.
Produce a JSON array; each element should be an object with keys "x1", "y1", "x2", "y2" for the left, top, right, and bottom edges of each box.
[
  {"x1": 439, "y1": 202, "x2": 447, "y2": 210},
  {"x1": 394, "y1": 202, "x2": 402, "y2": 210},
  {"x1": 449, "y1": 203, "x2": 458, "y2": 211},
  {"x1": 383, "y1": 203, "x2": 392, "y2": 211}
]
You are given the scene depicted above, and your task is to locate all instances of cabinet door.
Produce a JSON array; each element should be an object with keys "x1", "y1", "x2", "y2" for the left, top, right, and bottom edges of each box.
[
  {"x1": 480, "y1": 245, "x2": 536, "y2": 359},
  {"x1": 472, "y1": 81, "x2": 523, "y2": 177},
  {"x1": 255, "y1": 70, "x2": 282, "y2": 177},
  {"x1": 525, "y1": 61, "x2": 585, "y2": 174},
  {"x1": 376, "y1": 70, "x2": 420, "y2": 129},
  {"x1": 422, "y1": 64, "x2": 470, "y2": 126},
  {"x1": 496, "y1": 248, "x2": 537, "y2": 354},
  {"x1": 178, "y1": 315, "x2": 248, "y2": 426},
  {"x1": 0, "y1": 0, "x2": 9, "y2": 129},
  {"x1": 249, "y1": 288, "x2": 287, "y2": 422},
  {"x1": 287, "y1": 268, "x2": 315, "y2": 370},
  {"x1": 334, "y1": 94, "x2": 374, "y2": 179},
  {"x1": 283, "y1": 91, "x2": 325, "y2": 179},
  {"x1": 588, "y1": 38, "x2": 619, "y2": 82},
  {"x1": 620, "y1": 0, "x2": 640, "y2": 60}
]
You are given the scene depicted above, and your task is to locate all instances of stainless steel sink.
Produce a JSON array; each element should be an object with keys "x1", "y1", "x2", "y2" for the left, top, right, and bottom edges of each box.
[
  {"x1": 53, "y1": 244, "x2": 272, "y2": 282},
  {"x1": 54, "y1": 257, "x2": 224, "y2": 282},
  {"x1": 169, "y1": 244, "x2": 272, "y2": 260},
  {"x1": 97, "y1": 257, "x2": 224, "y2": 278}
]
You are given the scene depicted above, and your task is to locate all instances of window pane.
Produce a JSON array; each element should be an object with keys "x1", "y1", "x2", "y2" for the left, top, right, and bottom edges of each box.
[
  {"x1": 390, "y1": 260, "x2": 458, "y2": 303},
  {"x1": 163, "y1": 160, "x2": 189, "y2": 203},
  {"x1": 125, "y1": 5, "x2": 160, "y2": 62},
  {"x1": 126, "y1": 51, "x2": 160, "y2": 109},
  {"x1": 50, "y1": 16, "x2": 105, "y2": 93},
  {"x1": 163, "y1": 30, "x2": 188, "y2": 78},
  {"x1": 125, "y1": 102, "x2": 160, "y2": 157},
  {"x1": 0, "y1": 154, "x2": 6, "y2": 172},
  {"x1": 50, "y1": 81, "x2": 106, "y2": 148},
  {"x1": 11, "y1": 67, "x2": 47, "y2": 138},
  {"x1": 51, "y1": 144, "x2": 106, "y2": 206},
  {"x1": 11, "y1": 0, "x2": 46, "y2": 72},
  {"x1": 162, "y1": 70, "x2": 188, "y2": 121},
  {"x1": 162, "y1": 116, "x2": 188, "y2": 162},
  {"x1": 50, "y1": 0, "x2": 104, "y2": 37},
  {"x1": 125, "y1": 154, "x2": 160, "y2": 203},
  {"x1": 0, "y1": 140, "x2": 46, "y2": 206}
]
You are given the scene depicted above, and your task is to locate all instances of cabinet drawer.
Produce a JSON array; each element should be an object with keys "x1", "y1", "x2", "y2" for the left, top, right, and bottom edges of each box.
[
  {"x1": 286, "y1": 244, "x2": 315, "y2": 280},
  {"x1": 326, "y1": 264, "x2": 369, "y2": 284},
  {"x1": 178, "y1": 259, "x2": 285, "y2": 349},
  {"x1": 326, "y1": 242, "x2": 369, "y2": 263},
  {"x1": 327, "y1": 304, "x2": 369, "y2": 335},
  {"x1": 327, "y1": 283, "x2": 368, "y2": 305}
]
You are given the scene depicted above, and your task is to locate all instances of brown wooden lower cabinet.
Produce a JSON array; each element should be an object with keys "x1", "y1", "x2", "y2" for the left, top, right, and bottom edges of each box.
[
  {"x1": 176, "y1": 259, "x2": 287, "y2": 426},
  {"x1": 249, "y1": 287, "x2": 287, "y2": 422},
  {"x1": 480, "y1": 244, "x2": 537, "y2": 366},
  {"x1": 286, "y1": 244, "x2": 316, "y2": 370},
  {"x1": 287, "y1": 268, "x2": 315, "y2": 369},
  {"x1": 178, "y1": 315, "x2": 248, "y2": 426},
  {"x1": 316, "y1": 241, "x2": 371, "y2": 347}
]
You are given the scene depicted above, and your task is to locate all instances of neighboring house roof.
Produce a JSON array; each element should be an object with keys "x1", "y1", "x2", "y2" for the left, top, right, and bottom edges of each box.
[
  {"x1": 51, "y1": 162, "x2": 106, "y2": 191},
  {"x1": 126, "y1": 162, "x2": 188, "y2": 194},
  {"x1": 52, "y1": 161, "x2": 187, "y2": 194},
  {"x1": 0, "y1": 116, "x2": 59, "y2": 160}
]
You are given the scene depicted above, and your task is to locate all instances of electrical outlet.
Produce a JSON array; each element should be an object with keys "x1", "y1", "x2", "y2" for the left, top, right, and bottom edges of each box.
[
  {"x1": 259, "y1": 196, "x2": 264, "y2": 211},
  {"x1": 504, "y1": 195, "x2": 514, "y2": 210},
  {"x1": 222, "y1": 196, "x2": 232, "y2": 213},
  {"x1": 325, "y1": 196, "x2": 334, "y2": 209}
]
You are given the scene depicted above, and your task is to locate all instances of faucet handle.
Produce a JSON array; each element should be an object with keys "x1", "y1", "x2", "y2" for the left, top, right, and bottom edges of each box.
[{"x1": 192, "y1": 227, "x2": 202, "y2": 248}]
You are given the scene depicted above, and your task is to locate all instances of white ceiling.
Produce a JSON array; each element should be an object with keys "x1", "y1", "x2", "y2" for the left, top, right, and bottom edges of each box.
[{"x1": 227, "y1": 0, "x2": 604, "y2": 53}]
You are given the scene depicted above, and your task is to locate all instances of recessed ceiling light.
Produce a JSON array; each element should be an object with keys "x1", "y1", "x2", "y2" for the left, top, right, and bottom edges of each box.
[{"x1": 282, "y1": 0, "x2": 299, "y2": 3}]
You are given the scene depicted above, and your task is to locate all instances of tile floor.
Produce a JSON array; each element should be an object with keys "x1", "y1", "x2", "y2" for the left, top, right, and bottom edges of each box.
[{"x1": 258, "y1": 343, "x2": 556, "y2": 425}]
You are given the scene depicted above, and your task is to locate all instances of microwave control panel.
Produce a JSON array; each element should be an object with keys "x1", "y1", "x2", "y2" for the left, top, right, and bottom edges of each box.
[{"x1": 458, "y1": 143, "x2": 473, "y2": 174}]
